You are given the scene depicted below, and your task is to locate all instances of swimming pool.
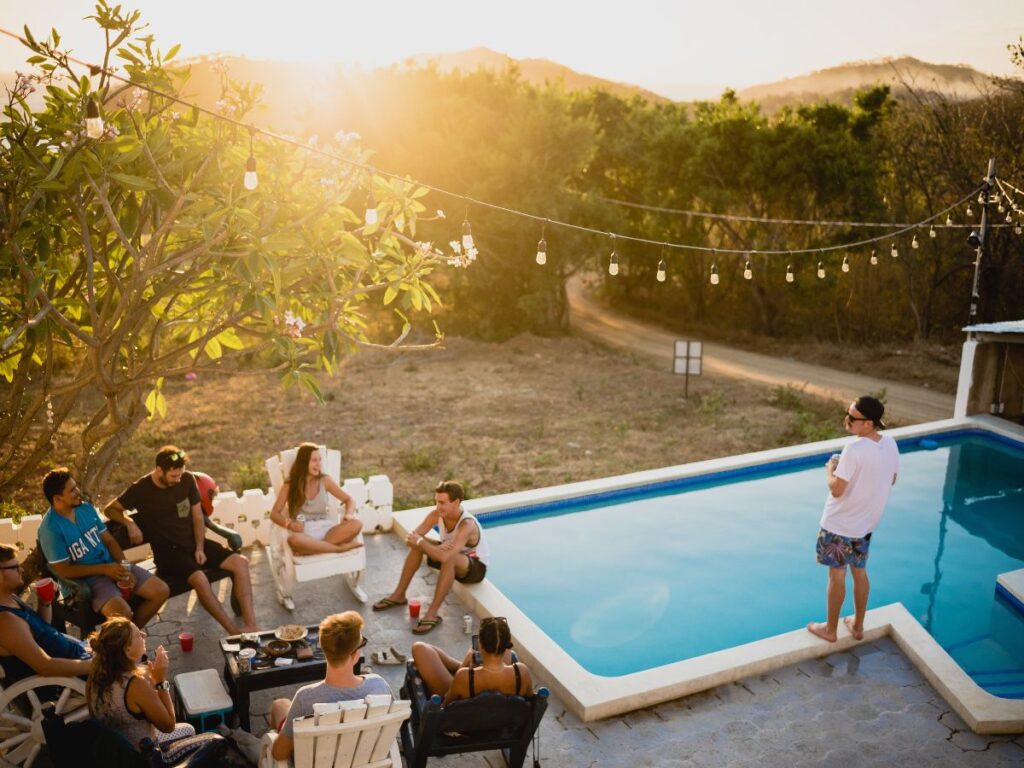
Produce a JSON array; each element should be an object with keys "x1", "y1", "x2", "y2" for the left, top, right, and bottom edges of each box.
[{"x1": 393, "y1": 416, "x2": 1024, "y2": 732}]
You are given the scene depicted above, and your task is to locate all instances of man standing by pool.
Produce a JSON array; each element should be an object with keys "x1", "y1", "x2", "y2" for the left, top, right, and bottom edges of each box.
[
  {"x1": 371, "y1": 481, "x2": 489, "y2": 635},
  {"x1": 808, "y1": 395, "x2": 899, "y2": 643}
]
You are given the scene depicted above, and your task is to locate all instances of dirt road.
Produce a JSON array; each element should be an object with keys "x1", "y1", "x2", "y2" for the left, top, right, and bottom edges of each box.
[{"x1": 567, "y1": 277, "x2": 956, "y2": 424}]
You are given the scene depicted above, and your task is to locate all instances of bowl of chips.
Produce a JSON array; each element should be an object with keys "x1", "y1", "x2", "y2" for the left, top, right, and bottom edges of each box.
[
  {"x1": 264, "y1": 639, "x2": 292, "y2": 657},
  {"x1": 274, "y1": 624, "x2": 307, "y2": 642}
]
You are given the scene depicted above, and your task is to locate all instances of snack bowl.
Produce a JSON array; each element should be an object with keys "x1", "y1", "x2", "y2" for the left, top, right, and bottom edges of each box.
[
  {"x1": 265, "y1": 639, "x2": 292, "y2": 657},
  {"x1": 274, "y1": 624, "x2": 307, "y2": 642}
]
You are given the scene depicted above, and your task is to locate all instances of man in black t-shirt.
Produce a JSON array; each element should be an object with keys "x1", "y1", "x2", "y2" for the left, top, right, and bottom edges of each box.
[{"x1": 104, "y1": 445, "x2": 259, "y2": 634}]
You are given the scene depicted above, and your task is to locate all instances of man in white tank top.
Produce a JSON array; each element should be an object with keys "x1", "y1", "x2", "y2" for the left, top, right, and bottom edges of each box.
[
  {"x1": 807, "y1": 396, "x2": 899, "y2": 644},
  {"x1": 372, "y1": 481, "x2": 489, "y2": 635}
]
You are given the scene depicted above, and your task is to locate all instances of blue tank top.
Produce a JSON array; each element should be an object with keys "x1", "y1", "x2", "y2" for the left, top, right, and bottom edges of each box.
[{"x1": 0, "y1": 597, "x2": 90, "y2": 684}]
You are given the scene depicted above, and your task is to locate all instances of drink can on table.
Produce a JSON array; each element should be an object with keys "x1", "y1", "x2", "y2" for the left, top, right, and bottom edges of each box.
[{"x1": 237, "y1": 648, "x2": 256, "y2": 673}]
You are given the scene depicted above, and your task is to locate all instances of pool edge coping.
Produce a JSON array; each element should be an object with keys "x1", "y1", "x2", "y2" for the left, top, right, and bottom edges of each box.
[{"x1": 393, "y1": 415, "x2": 1024, "y2": 732}]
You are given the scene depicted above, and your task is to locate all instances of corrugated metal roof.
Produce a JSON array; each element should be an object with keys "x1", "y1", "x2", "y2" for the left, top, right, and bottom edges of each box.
[{"x1": 962, "y1": 320, "x2": 1024, "y2": 334}]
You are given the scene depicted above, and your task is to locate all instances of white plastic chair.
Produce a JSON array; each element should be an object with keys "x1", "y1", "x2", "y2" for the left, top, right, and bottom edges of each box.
[
  {"x1": 264, "y1": 446, "x2": 368, "y2": 609},
  {"x1": 259, "y1": 694, "x2": 410, "y2": 768}
]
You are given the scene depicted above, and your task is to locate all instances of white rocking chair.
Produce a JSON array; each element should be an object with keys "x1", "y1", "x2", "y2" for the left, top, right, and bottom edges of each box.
[
  {"x1": 259, "y1": 694, "x2": 410, "y2": 768},
  {"x1": 264, "y1": 446, "x2": 368, "y2": 609}
]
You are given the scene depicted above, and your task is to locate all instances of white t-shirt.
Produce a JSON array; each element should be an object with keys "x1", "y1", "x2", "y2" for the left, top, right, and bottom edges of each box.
[{"x1": 820, "y1": 434, "x2": 900, "y2": 538}]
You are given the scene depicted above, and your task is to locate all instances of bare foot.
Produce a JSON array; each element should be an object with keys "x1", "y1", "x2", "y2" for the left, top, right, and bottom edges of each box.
[
  {"x1": 843, "y1": 616, "x2": 864, "y2": 641},
  {"x1": 806, "y1": 621, "x2": 837, "y2": 642},
  {"x1": 334, "y1": 540, "x2": 364, "y2": 553}
]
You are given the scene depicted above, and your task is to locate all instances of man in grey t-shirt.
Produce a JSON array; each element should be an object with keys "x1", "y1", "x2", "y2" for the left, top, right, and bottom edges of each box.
[{"x1": 269, "y1": 611, "x2": 391, "y2": 762}]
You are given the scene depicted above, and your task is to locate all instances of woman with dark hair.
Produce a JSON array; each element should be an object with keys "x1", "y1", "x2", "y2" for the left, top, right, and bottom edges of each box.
[
  {"x1": 86, "y1": 618, "x2": 218, "y2": 763},
  {"x1": 411, "y1": 616, "x2": 533, "y2": 705},
  {"x1": 269, "y1": 443, "x2": 363, "y2": 555}
]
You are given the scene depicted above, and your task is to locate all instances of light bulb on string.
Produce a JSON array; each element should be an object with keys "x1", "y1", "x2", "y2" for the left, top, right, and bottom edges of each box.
[
  {"x1": 1006, "y1": 212, "x2": 1014, "y2": 224},
  {"x1": 461, "y1": 216, "x2": 474, "y2": 250},
  {"x1": 870, "y1": 249, "x2": 878, "y2": 266},
  {"x1": 911, "y1": 234, "x2": 919, "y2": 249},
  {"x1": 785, "y1": 264, "x2": 795, "y2": 283},
  {"x1": 890, "y1": 242, "x2": 898, "y2": 258},
  {"x1": 966, "y1": 204, "x2": 974, "y2": 217},
  {"x1": 841, "y1": 255, "x2": 850, "y2": 273},
  {"x1": 656, "y1": 258, "x2": 667, "y2": 283},
  {"x1": 1016, "y1": 223, "x2": 1022, "y2": 235},
  {"x1": 608, "y1": 235, "x2": 619, "y2": 276},
  {"x1": 977, "y1": 191, "x2": 985, "y2": 205},
  {"x1": 364, "y1": 192, "x2": 378, "y2": 226},
  {"x1": 709, "y1": 262, "x2": 719, "y2": 285},
  {"x1": 85, "y1": 97, "x2": 104, "y2": 139},
  {"x1": 535, "y1": 228, "x2": 547, "y2": 266},
  {"x1": 998, "y1": 202, "x2": 1006, "y2": 213},
  {"x1": 929, "y1": 225, "x2": 936, "y2": 238},
  {"x1": 743, "y1": 259, "x2": 753, "y2": 280},
  {"x1": 816, "y1": 261, "x2": 826, "y2": 279},
  {"x1": 946, "y1": 214, "x2": 953, "y2": 226},
  {"x1": 243, "y1": 128, "x2": 258, "y2": 190}
]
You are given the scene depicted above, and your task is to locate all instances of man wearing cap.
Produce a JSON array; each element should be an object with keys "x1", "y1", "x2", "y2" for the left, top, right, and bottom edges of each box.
[
  {"x1": 104, "y1": 446, "x2": 259, "y2": 634},
  {"x1": 807, "y1": 395, "x2": 899, "y2": 643}
]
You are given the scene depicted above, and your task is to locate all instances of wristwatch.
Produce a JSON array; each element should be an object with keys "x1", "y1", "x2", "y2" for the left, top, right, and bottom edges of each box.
[{"x1": 154, "y1": 680, "x2": 172, "y2": 692}]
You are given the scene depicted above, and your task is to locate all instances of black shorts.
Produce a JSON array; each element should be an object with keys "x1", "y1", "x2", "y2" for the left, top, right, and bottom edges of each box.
[
  {"x1": 426, "y1": 554, "x2": 487, "y2": 584},
  {"x1": 152, "y1": 539, "x2": 233, "y2": 585}
]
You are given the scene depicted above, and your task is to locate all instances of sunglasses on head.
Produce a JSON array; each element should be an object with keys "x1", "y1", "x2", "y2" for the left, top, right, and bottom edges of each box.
[{"x1": 844, "y1": 414, "x2": 870, "y2": 422}]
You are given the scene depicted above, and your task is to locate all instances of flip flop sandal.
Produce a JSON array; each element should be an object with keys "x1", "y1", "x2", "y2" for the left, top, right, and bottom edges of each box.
[
  {"x1": 371, "y1": 649, "x2": 406, "y2": 665},
  {"x1": 372, "y1": 597, "x2": 408, "y2": 611},
  {"x1": 412, "y1": 617, "x2": 443, "y2": 635}
]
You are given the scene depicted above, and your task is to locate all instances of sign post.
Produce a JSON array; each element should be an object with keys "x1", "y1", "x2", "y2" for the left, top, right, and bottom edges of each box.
[{"x1": 673, "y1": 340, "x2": 703, "y2": 398}]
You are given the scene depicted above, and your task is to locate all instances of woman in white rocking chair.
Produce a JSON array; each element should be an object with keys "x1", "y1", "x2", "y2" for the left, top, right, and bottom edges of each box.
[{"x1": 269, "y1": 443, "x2": 363, "y2": 555}]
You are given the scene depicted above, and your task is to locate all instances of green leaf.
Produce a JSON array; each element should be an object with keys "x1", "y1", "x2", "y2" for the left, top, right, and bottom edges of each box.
[
  {"x1": 164, "y1": 43, "x2": 180, "y2": 62},
  {"x1": 203, "y1": 336, "x2": 222, "y2": 359},
  {"x1": 383, "y1": 284, "x2": 398, "y2": 305},
  {"x1": 108, "y1": 172, "x2": 156, "y2": 191},
  {"x1": 215, "y1": 327, "x2": 244, "y2": 350}
]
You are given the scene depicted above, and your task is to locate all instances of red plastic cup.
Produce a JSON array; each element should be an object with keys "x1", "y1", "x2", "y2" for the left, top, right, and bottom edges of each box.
[
  {"x1": 33, "y1": 577, "x2": 55, "y2": 603},
  {"x1": 408, "y1": 599, "x2": 421, "y2": 620},
  {"x1": 117, "y1": 581, "x2": 133, "y2": 601},
  {"x1": 179, "y1": 632, "x2": 194, "y2": 652}
]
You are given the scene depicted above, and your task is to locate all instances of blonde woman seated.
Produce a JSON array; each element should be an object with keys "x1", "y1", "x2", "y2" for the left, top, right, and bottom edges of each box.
[
  {"x1": 411, "y1": 616, "x2": 533, "y2": 705},
  {"x1": 269, "y1": 443, "x2": 363, "y2": 555},
  {"x1": 87, "y1": 618, "x2": 219, "y2": 763}
]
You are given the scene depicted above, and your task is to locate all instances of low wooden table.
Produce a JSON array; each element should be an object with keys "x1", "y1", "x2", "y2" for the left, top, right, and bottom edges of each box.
[{"x1": 220, "y1": 625, "x2": 363, "y2": 732}]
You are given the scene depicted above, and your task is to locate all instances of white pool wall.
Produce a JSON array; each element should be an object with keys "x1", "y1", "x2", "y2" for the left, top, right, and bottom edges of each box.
[{"x1": 392, "y1": 415, "x2": 1024, "y2": 733}]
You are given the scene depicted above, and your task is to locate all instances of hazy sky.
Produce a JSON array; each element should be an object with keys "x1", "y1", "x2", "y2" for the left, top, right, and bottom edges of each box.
[{"x1": 1, "y1": 0, "x2": 1021, "y2": 94}]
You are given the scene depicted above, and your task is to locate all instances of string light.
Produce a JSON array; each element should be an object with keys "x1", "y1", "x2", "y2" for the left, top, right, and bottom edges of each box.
[
  {"x1": 243, "y1": 128, "x2": 258, "y2": 190},
  {"x1": 1006, "y1": 212, "x2": 1014, "y2": 224},
  {"x1": 535, "y1": 227, "x2": 547, "y2": 266},
  {"x1": 870, "y1": 249, "x2": 878, "y2": 265},
  {"x1": 966, "y1": 204, "x2": 974, "y2": 217},
  {"x1": 785, "y1": 264, "x2": 795, "y2": 283},
  {"x1": 977, "y1": 192, "x2": 985, "y2": 205},
  {"x1": 743, "y1": 259, "x2": 753, "y2": 280},
  {"x1": 841, "y1": 255, "x2": 850, "y2": 273},
  {"x1": 946, "y1": 214, "x2": 953, "y2": 226},
  {"x1": 85, "y1": 97, "x2": 103, "y2": 139},
  {"x1": 1016, "y1": 223, "x2": 1022, "y2": 235},
  {"x1": 709, "y1": 262, "x2": 719, "y2": 285},
  {"x1": 890, "y1": 242, "x2": 898, "y2": 258},
  {"x1": 462, "y1": 215, "x2": 474, "y2": 250},
  {"x1": 656, "y1": 258, "x2": 667, "y2": 283},
  {"x1": 911, "y1": 234, "x2": 919, "y2": 249},
  {"x1": 929, "y1": 225, "x2": 936, "y2": 238},
  {"x1": 364, "y1": 192, "x2": 378, "y2": 226},
  {"x1": 816, "y1": 261, "x2": 826, "y2": 279},
  {"x1": 608, "y1": 235, "x2": 619, "y2": 276}
]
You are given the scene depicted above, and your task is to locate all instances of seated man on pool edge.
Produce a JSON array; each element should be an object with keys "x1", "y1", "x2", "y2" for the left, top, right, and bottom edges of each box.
[{"x1": 372, "y1": 481, "x2": 490, "y2": 635}]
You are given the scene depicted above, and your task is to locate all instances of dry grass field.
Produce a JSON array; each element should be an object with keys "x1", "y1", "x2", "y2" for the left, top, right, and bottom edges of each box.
[{"x1": 36, "y1": 333, "x2": 857, "y2": 512}]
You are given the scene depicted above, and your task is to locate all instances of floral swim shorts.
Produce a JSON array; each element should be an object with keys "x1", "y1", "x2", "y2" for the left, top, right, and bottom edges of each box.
[{"x1": 816, "y1": 528, "x2": 872, "y2": 568}]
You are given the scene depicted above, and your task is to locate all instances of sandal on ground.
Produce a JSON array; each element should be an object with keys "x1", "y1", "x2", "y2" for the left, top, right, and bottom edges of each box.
[
  {"x1": 412, "y1": 617, "x2": 443, "y2": 635},
  {"x1": 372, "y1": 597, "x2": 408, "y2": 611},
  {"x1": 370, "y1": 648, "x2": 407, "y2": 665}
]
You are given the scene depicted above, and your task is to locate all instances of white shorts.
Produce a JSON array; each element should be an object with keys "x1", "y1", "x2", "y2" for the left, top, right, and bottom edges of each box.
[{"x1": 302, "y1": 518, "x2": 337, "y2": 541}]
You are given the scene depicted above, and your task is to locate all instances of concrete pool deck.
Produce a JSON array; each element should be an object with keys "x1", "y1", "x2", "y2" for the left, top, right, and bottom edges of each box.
[
  {"x1": 132, "y1": 532, "x2": 1023, "y2": 766},
  {"x1": 393, "y1": 415, "x2": 1024, "y2": 733}
]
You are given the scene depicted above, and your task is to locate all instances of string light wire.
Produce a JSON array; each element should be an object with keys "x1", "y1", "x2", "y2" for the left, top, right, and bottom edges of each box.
[{"x1": 0, "y1": 25, "x2": 1016, "y2": 264}]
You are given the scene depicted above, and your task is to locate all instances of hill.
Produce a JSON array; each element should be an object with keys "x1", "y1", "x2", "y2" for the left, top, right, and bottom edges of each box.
[{"x1": 736, "y1": 56, "x2": 995, "y2": 112}]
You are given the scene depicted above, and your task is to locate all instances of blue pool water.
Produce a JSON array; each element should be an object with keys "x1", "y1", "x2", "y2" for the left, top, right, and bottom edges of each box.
[{"x1": 483, "y1": 431, "x2": 1024, "y2": 698}]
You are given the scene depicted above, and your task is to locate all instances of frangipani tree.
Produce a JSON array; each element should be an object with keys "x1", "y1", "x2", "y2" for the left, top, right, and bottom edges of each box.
[{"x1": 0, "y1": 3, "x2": 452, "y2": 497}]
